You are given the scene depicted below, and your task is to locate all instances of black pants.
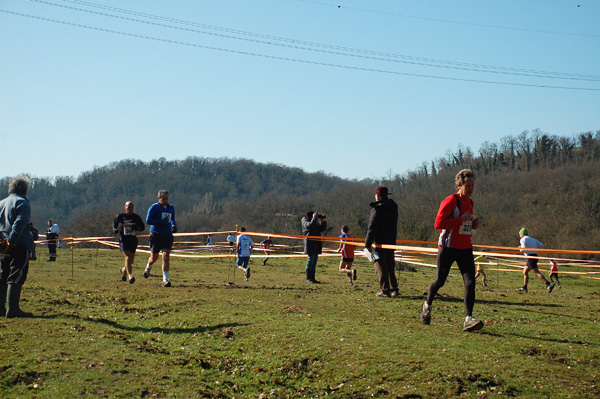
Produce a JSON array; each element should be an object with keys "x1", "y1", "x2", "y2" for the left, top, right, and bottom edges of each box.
[
  {"x1": 0, "y1": 244, "x2": 30, "y2": 285},
  {"x1": 374, "y1": 249, "x2": 397, "y2": 292},
  {"x1": 427, "y1": 246, "x2": 476, "y2": 317}
]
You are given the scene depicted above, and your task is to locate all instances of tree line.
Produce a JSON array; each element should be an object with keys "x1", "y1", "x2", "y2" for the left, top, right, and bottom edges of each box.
[{"x1": 2, "y1": 129, "x2": 598, "y2": 258}]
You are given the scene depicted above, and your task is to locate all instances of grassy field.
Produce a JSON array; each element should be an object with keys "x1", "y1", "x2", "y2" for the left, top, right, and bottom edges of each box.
[{"x1": 1, "y1": 247, "x2": 599, "y2": 398}]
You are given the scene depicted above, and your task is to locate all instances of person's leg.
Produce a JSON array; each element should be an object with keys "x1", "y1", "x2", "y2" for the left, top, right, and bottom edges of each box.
[
  {"x1": 522, "y1": 267, "x2": 530, "y2": 288},
  {"x1": 306, "y1": 254, "x2": 318, "y2": 282},
  {"x1": 0, "y1": 257, "x2": 8, "y2": 316},
  {"x1": 147, "y1": 253, "x2": 159, "y2": 268},
  {"x1": 481, "y1": 270, "x2": 487, "y2": 286},
  {"x1": 48, "y1": 241, "x2": 57, "y2": 261},
  {"x1": 426, "y1": 247, "x2": 454, "y2": 306},
  {"x1": 5, "y1": 246, "x2": 32, "y2": 318},
  {"x1": 384, "y1": 250, "x2": 398, "y2": 293},
  {"x1": 533, "y1": 269, "x2": 550, "y2": 285},
  {"x1": 456, "y1": 250, "x2": 476, "y2": 317}
]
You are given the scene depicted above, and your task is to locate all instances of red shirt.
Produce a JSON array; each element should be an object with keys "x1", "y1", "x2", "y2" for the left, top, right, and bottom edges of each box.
[
  {"x1": 435, "y1": 193, "x2": 475, "y2": 249},
  {"x1": 340, "y1": 233, "x2": 355, "y2": 259}
]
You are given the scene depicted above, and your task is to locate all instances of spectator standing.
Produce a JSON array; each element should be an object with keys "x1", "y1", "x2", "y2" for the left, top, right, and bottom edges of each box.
[
  {"x1": 29, "y1": 222, "x2": 38, "y2": 261},
  {"x1": 0, "y1": 177, "x2": 35, "y2": 318},
  {"x1": 46, "y1": 219, "x2": 59, "y2": 261},
  {"x1": 301, "y1": 211, "x2": 327, "y2": 284},
  {"x1": 365, "y1": 187, "x2": 399, "y2": 297}
]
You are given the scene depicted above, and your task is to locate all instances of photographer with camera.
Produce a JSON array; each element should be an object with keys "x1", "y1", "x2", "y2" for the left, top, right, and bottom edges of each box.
[{"x1": 301, "y1": 211, "x2": 327, "y2": 284}]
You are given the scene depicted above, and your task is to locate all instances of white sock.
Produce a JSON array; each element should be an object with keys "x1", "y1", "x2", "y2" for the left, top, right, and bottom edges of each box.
[
  {"x1": 145, "y1": 263, "x2": 151, "y2": 271},
  {"x1": 163, "y1": 271, "x2": 169, "y2": 282}
]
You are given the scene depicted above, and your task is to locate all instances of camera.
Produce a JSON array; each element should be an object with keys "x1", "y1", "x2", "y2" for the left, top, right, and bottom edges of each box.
[{"x1": 317, "y1": 214, "x2": 327, "y2": 219}]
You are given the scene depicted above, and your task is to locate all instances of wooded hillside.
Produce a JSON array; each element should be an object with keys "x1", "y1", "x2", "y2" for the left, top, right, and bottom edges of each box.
[{"x1": 3, "y1": 129, "x2": 599, "y2": 256}]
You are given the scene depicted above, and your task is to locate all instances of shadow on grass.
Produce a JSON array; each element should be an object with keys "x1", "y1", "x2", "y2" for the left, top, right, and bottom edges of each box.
[{"x1": 33, "y1": 313, "x2": 248, "y2": 334}]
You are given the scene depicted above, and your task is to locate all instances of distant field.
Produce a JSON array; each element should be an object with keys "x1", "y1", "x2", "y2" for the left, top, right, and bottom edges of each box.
[{"x1": 1, "y1": 248, "x2": 599, "y2": 398}]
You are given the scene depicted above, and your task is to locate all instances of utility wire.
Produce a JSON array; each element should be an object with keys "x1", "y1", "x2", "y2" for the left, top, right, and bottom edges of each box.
[
  {"x1": 28, "y1": 0, "x2": 600, "y2": 82},
  {"x1": 298, "y1": 0, "x2": 600, "y2": 37},
  {"x1": 2, "y1": 9, "x2": 599, "y2": 91}
]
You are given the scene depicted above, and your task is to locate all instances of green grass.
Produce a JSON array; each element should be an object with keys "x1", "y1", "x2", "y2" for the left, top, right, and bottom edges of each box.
[{"x1": 1, "y1": 248, "x2": 599, "y2": 398}]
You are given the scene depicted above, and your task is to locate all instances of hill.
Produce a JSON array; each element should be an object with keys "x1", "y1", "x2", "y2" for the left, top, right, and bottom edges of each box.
[{"x1": 2, "y1": 129, "x2": 599, "y2": 255}]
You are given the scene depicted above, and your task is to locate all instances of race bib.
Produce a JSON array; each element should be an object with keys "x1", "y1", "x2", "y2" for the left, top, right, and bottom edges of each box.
[
  {"x1": 124, "y1": 226, "x2": 136, "y2": 236},
  {"x1": 459, "y1": 220, "x2": 473, "y2": 235}
]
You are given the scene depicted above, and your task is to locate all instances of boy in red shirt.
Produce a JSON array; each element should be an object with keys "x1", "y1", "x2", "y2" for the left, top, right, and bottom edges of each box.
[{"x1": 337, "y1": 225, "x2": 357, "y2": 285}]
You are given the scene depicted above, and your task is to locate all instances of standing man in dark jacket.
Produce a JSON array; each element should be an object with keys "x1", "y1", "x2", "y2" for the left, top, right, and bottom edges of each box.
[
  {"x1": 0, "y1": 177, "x2": 34, "y2": 318},
  {"x1": 365, "y1": 186, "x2": 399, "y2": 298},
  {"x1": 301, "y1": 211, "x2": 327, "y2": 283}
]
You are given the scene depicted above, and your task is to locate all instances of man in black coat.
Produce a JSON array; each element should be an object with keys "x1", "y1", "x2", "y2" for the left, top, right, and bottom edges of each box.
[{"x1": 365, "y1": 186, "x2": 399, "y2": 297}]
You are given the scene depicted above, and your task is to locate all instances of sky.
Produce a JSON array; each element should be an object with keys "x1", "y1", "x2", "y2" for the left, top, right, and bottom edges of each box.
[{"x1": 1, "y1": 0, "x2": 599, "y2": 182}]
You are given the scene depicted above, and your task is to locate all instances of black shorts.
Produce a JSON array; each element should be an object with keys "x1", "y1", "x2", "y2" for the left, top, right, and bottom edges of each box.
[
  {"x1": 342, "y1": 257, "x2": 354, "y2": 263},
  {"x1": 149, "y1": 233, "x2": 173, "y2": 254},
  {"x1": 526, "y1": 256, "x2": 539, "y2": 269},
  {"x1": 120, "y1": 236, "x2": 138, "y2": 253}
]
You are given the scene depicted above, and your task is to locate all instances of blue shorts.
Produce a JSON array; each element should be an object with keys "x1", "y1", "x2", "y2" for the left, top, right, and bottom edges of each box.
[
  {"x1": 237, "y1": 256, "x2": 250, "y2": 268},
  {"x1": 149, "y1": 233, "x2": 173, "y2": 254}
]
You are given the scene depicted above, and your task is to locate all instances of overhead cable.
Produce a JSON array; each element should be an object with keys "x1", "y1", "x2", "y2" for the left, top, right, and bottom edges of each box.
[{"x1": 2, "y1": 9, "x2": 599, "y2": 91}]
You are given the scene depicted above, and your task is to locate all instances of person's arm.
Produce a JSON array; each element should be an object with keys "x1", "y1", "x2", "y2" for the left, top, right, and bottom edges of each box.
[
  {"x1": 365, "y1": 208, "x2": 377, "y2": 250},
  {"x1": 146, "y1": 205, "x2": 161, "y2": 226},
  {"x1": 113, "y1": 215, "x2": 120, "y2": 235},
  {"x1": 337, "y1": 234, "x2": 345, "y2": 252},
  {"x1": 169, "y1": 206, "x2": 177, "y2": 233},
  {"x1": 434, "y1": 195, "x2": 465, "y2": 230},
  {"x1": 8, "y1": 201, "x2": 30, "y2": 245},
  {"x1": 134, "y1": 214, "x2": 145, "y2": 232}
]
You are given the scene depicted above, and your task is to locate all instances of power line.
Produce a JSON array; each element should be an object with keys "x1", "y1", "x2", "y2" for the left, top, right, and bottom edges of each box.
[
  {"x1": 27, "y1": 0, "x2": 600, "y2": 82},
  {"x1": 1, "y1": 9, "x2": 599, "y2": 91},
  {"x1": 298, "y1": 0, "x2": 600, "y2": 37}
]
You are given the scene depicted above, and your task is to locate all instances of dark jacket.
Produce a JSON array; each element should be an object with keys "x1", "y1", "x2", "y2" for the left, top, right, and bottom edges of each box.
[
  {"x1": 301, "y1": 215, "x2": 327, "y2": 255},
  {"x1": 365, "y1": 198, "x2": 398, "y2": 248}
]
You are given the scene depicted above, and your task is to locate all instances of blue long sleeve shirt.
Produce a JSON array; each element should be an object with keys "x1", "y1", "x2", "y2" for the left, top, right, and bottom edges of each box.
[{"x1": 146, "y1": 202, "x2": 176, "y2": 235}]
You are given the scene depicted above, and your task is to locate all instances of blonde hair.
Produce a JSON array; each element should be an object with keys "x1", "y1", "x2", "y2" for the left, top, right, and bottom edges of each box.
[{"x1": 455, "y1": 169, "x2": 475, "y2": 187}]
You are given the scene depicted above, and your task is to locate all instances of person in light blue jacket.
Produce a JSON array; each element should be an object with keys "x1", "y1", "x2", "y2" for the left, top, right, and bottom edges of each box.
[{"x1": 143, "y1": 190, "x2": 177, "y2": 287}]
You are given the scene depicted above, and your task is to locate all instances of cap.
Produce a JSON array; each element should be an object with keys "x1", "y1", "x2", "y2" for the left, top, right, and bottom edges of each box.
[
  {"x1": 374, "y1": 186, "x2": 388, "y2": 197},
  {"x1": 519, "y1": 227, "x2": 528, "y2": 236}
]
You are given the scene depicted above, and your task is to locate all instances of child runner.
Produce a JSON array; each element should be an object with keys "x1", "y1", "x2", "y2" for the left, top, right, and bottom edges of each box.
[
  {"x1": 474, "y1": 255, "x2": 488, "y2": 287},
  {"x1": 260, "y1": 236, "x2": 273, "y2": 266},
  {"x1": 548, "y1": 259, "x2": 561, "y2": 289},
  {"x1": 337, "y1": 225, "x2": 357, "y2": 285}
]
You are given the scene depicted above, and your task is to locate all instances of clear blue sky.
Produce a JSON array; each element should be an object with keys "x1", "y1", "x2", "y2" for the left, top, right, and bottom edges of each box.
[{"x1": 1, "y1": 0, "x2": 599, "y2": 181}]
